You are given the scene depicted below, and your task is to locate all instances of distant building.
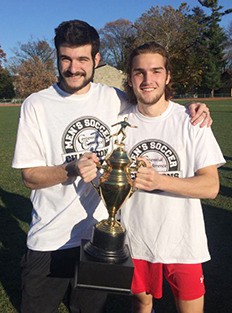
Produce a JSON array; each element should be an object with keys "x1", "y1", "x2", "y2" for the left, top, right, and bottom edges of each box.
[{"x1": 94, "y1": 64, "x2": 126, "y2": 91}]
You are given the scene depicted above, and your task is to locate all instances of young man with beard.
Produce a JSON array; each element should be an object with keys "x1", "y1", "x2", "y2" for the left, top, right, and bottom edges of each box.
[
  {"x1": 12, "y1": 20, "x2": 213, "y2": 313},
  {"x1": 116, "y1": 42, "x2": 225, "y2": 313},
  {"x1": 12, "y1": 19, "x2": 129, "y2": 313}
]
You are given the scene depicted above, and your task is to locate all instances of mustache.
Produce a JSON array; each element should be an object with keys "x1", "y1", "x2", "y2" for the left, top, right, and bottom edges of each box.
[
  {"x1": 140, "y1": 83, "x2": 156, "y2": 88},
  {"x1": 63, "y1": 70, "x2": 86, "y2": 77}
]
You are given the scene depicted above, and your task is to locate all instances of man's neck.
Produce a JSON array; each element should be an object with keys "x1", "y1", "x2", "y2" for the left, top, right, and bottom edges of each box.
[
  {"x1": 137, "y1": 100, "x2": 169, "y2": 117},
  {"x1": 57, "y1": 81, "x2": 91, "y2": 95}
]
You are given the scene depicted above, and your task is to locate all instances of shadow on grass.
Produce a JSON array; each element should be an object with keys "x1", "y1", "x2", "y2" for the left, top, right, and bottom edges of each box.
[
  {"x1": 202, "y1": 204, "x2": 232, "y2": 313},
  {"x1": 0, "y1": 187, "x2": 32, "y2": 312},
  {"x1": 220, "y1": 156, "x2": 232, "y2": 176},
  {"x1": 220, "y1": 185, "x2": 232, "y2": 197},
  {"x1": 224, "y1": 156, "x2": 232, "y2": 162}
]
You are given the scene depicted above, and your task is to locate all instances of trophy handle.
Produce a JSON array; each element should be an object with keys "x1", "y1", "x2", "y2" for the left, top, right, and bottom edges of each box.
[
  {"x1": 91, "y1": 181, "x2": 100, "y2": 194},
  {"x1": 135, "y1": 160, "x2": 146, "y2": 169},
  {"x1": 91, "y1": 162, "x2": 110, "y2": 195},
  {"x1": 127, "y1": 159, "x2": 146, "y2": 196},
  {"x1": 90, "y1": 161, "x2": 102, "y2": 194}
]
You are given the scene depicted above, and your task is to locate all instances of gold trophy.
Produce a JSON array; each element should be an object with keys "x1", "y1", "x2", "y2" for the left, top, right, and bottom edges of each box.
[{"x1": 84, "y1": 118, "x2": 143, "y2": 264}]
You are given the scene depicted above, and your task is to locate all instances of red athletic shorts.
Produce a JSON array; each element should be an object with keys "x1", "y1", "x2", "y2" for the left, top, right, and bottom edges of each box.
[{"x1": 131, "y1": 259, "x2": 205, "y2": 300}]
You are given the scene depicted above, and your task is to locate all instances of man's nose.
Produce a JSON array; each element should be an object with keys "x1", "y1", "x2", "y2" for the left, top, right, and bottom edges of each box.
[
  {"x1": 143, "y1": 72, "x2": 152, "y2": 84},
  {"x1": 68, "y1": 60, "x2": 81, "y2": 73}
]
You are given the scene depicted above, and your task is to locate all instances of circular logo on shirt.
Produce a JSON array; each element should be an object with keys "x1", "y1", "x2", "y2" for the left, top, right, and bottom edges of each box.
[
  {"x1": 62, "y1": 116, "x2": 111, "y2": 162},
  {"x1": 129, "y1": 139, "x2": 180, "y2": 176}
]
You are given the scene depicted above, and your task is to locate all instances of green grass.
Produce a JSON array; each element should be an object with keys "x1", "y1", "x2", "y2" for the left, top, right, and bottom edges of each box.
[
  {"x1": 178, "y1": 99, "x2": 232, "y2": 212},
  {"x1": 0, "y1": 99, "x2": 231, "y2": 312}
]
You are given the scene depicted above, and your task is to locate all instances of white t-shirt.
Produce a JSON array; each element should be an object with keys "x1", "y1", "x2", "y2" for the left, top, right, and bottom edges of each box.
[
  {"x1": 120, "y1": 101, "x2": 225, "y2": 264},
  {"x1": 12, "y1": 83, "x2": 129, "y2": 251}
]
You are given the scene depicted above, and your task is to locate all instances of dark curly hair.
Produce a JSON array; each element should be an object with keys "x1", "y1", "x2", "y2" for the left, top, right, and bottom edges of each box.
[{"x1": 54, "y1": 20, "x2": 100, "y2": 60}]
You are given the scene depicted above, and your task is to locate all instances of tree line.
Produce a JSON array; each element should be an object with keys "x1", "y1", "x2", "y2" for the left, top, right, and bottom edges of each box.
[{"x1": 0, "y1": 0, "x2": 231, "y2": 100}]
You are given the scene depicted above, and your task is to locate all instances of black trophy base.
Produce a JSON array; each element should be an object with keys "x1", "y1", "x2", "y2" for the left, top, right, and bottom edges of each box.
[
  {"x1": 84, "y1": 240, "x2": 129, "y2": 264},
  {"x1": 83, "y1": 222, "x2": 129, "y2": 264},
  {"x1": 75, "y1": 240, "x2": 134, "y2": 293}
]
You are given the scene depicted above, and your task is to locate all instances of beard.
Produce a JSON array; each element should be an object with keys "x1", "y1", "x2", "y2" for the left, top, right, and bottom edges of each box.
[
  {"x1": 134, "y1": 89, "x2": 164, "y2": 106},
  {"x1": 58, "y1": 67, "x2": 95, "y2": 94}
]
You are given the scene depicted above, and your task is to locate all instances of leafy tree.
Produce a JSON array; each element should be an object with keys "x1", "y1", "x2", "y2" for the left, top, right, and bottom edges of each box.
[
  {"x1": 133, "y1": 2, "x2": 231, "y2": 96},
  {"x1": 134, "y1": 4, "x2": 193, "y2": 52},
  {"x1": 196, "y1": 0, "x2": 232, "y2": 96},
  {"x1": 134, "y1": 4, "x2": 206, "y2": 95},
  {"x1": 99, "y1": 19, "x2": 136, "y2": 70},
  {"x1": 170, "y1": 6, "x2": 211, "y2": 95},
  {"x1": 0, "y1": 68, "x2": 15, "y2": 99},
  {"x1": 8, "y1": 38, "x2": 56, "y2": 98},
  {"x1": 0, "y1": 45, "x2": 6, "y2": 70},
  {"x1": 0, "y1": 46, "x2": 14, "y2": 99},
  {"x1": 224, "y1": 21, "x2": 232, "y2": 70},
  {"x1": 14, "y1": 56, "x2": 56, "y2": 98}
]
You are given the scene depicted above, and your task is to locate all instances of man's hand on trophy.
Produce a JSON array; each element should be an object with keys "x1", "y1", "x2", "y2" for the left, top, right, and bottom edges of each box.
[
  {"x1": 75, "y1": 152, "x2": 99, "y2": 182},
  {"x1": 134, "y1": 157, "x2": 161, "y2": 192}
]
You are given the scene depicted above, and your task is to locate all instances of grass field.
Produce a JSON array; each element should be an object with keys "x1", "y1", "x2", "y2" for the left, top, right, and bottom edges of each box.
[{"x1": 0, "y1": 99, "x2": 231, "y2": 312}]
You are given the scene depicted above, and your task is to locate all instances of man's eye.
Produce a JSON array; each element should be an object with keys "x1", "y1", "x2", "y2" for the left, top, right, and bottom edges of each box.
[
  {"x1": 79, "y1": 58, "x2": 90, "y2": 62},
  {"x1": 61, "y1": 57, "x2": 70, "y2": 62}
]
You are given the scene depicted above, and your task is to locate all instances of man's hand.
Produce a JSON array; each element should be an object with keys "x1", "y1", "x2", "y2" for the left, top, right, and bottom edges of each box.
[
  {"x1": 134, "y1": 158, "x2": 219, "y2": 199},
  {"x1": 188, "y1": 102, "x2": 212, "y2": 128},
  {"x1": 76, "y1": 152, "x2": 99, "y2": 183},
  {"x1": 134, "y1": 157, "x2": 161, "y2": 191}
]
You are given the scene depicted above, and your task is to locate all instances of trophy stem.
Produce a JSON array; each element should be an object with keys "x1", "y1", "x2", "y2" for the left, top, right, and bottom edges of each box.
[
  {"x1": 83, "y1": 221, "x2": 129, "y2": 263},
  {"x1": 108, "y1": 206, "x2": 117, "y2": 226}
]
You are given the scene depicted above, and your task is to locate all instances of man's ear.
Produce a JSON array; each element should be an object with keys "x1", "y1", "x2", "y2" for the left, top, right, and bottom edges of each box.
[
  {"x1": 166, "y1": 71, "x2": 171, "y2": 85},
  {"x1": 94, "y1": 52, "x2": 101, "y2": 68},
  {"x1": 127, "y1": 74, "x2": 132, "y2": 87}
]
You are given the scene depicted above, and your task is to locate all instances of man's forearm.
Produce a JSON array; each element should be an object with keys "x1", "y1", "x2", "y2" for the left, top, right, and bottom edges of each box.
[
  {"x1": 22, "y1": 161, "x2": 78, "y2": 189},
  {"x1": 135, "y1": 165, "x2": 219, "y2": 199},
  {"x1": 158, "y1": 166, "x2": 219, "y2": 199}
]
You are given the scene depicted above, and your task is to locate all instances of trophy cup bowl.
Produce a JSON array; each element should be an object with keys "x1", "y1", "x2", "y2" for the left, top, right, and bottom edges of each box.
[{"x1": 84, "y1": 142, "x2": 135, "y2": 264}]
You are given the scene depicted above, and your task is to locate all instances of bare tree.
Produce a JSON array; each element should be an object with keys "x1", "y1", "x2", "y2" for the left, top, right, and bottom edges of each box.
[
  {"x1": 8, "y1": 38, "x2": 57, "y2": 98},
  {"x1": 99, "y1": 19, "x2": 136, "y2": 71},
  {"x1": 10, "y1": 37, "x2": 55, "y2": 66}
]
